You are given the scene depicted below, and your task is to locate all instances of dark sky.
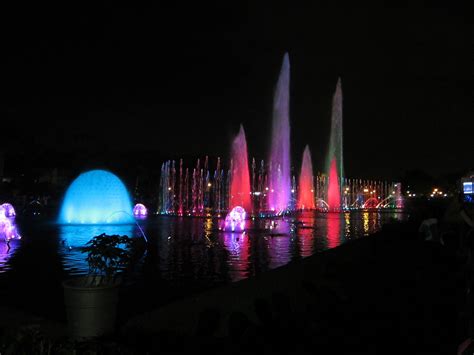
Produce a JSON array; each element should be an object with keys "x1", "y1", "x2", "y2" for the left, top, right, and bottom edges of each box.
[{"x1": 2, "y1": 2, "x2": 472, "y2": 180}]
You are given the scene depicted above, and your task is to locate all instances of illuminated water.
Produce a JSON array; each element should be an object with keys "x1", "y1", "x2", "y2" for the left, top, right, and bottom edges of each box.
[
  {"x1": 229, "y1": 125, "x2": 251, "y2": 212},
  {"x1": 58, "y1": 170, "x2": 133, "y2": 224},
  {"x1": 297, "y1": 145, "x2": 315, "y2": 210},
  {"x1": 268, "y1": 53, "x2": 291, "y2": 212},
  {"x1": 0, "y1": 212, "x2": 405, "y2": 282},
  {"x1": 326, "y1": 79, "x2": 343, "y2": 210}
]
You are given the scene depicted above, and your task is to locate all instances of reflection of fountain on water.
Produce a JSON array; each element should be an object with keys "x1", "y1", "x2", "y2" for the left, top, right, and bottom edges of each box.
[
  {"x1": 326, "y1": 213, "x2": 343, "y2": 248},
  {"x1": 221, "y1": 232, "x2": 250, "y2": 282},
  {"x1": 58, "y1": 224, "x2": 135, "y2": 276},
  {"x1": 265, "y1": 219, "x2": 292, "y2": 269},
  {"x1": 0, "y1": 239, "x2": 19, "y2": 274}
]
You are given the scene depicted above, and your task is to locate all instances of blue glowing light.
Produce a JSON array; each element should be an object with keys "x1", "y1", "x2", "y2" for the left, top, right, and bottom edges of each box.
[{"x1": 58, "y1": 170, "x2": 134, "y2": 224}]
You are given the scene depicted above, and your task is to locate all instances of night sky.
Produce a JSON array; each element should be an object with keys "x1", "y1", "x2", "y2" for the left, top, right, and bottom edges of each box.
[{"x1": 2, "y1": 3, "x2": 472, "y2": 180}]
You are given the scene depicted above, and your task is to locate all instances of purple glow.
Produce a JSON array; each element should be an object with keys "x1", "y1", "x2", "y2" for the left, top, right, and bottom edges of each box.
[
  {"x1": 133, "y1": 203, "x2": 148, "y2": 217},
  {"x1": 1, "y1": 204, "x2": 16, "y2": 218},
  {"x1": 267, "y1": 53, "x2": 291, "y2": 213},
  {"x1": 224, "y1": 206, "x2": 246, "y2": 232},
  {"x1": 0, "y1": 203, "x2": 20, "y2": 241}
]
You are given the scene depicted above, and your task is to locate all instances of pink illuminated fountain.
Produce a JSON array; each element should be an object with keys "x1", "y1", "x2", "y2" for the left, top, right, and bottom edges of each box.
[
  {"x1": 133, "y1": 203, "x2": 148, "y2": 217},
  {"x1": 267, "y1": 53, "x2": 291, "y2": 213},
  {"x1": 229, "y1": 125, "x2": 251, "y2": 212},
  {"x1": 1, "y1": 203, "x2": 16, "y2": 218},
  {"x1": 327, "y1": 159, "x2": 341, "y2": 211},
  {"x1": 224, "y1": 206, "x2": 246, "y2": 232},
  {"x1": 297, "y1": 145, "x2": 315, "y2": 210},
  {"x1": 0, "y1": 203, "x2": 20, "y2": 241},
  {"x1": 156, "y1": 72, "x2": 400, "y2": 215},
  {"x1": 326, "y1": 79, "x2": 344, "y2": 211}
]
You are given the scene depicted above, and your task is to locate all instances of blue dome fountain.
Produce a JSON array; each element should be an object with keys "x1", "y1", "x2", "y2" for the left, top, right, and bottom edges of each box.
[{"x1": 58, "y1": 170, "x2": 134, "y2": 224}]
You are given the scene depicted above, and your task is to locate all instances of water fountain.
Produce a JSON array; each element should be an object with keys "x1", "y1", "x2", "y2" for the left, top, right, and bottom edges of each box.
[
  {"x1": 267, "y1": 53, "x2": 291, "y2": 213},
  {"x1": 58, "y1": 169, "x2": 134, "y2": 224},
  {"x1": 133, "y1": 203, "x2": 148, "y2": 217},
  {"x1": 326, "y1": 78, "x2": 343, "y2": 211},
  {"x1": 0, "y1": 203, "x2": 20, "y2": 240},
  {"x1": 229, "y1": 125, "x2": 251, "y2": 212},
  {"x1": 224, "y1": 206, "x2": 246, "y2": 232},
  {"x1": 156, "y1": 67, "x2": 400, "y2": 215},
  {"x1": 297, "y1": 145, "x2": 315, "y2": 210}
]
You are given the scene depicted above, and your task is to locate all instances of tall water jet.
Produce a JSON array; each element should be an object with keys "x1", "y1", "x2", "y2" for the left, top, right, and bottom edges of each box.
[
  {"x1": 297, "y1": 145, "x2": 315, "y2": 210},
  {"x1": 327, "y1": 159, "x2": 341, "y2": 211},
  {"x1": 229, "y1": 125, "x2": 251, "y2": 212},
  {"x1": 326, "y1": 78, "x2": 344, "y2": 211},
  {"x1": 268, "y1": 53, "x2": 291, "y2": 212},
  {"x1": 58, "y1": 170, "x2": 133, "y2": 224}
]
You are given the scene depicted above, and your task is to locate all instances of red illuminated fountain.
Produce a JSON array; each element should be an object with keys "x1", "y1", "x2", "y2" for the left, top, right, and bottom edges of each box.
[
  {"x1": 157, "y1": 75, "x2": 401, "y2": 216},
  {"x1": 229, "y1": 125, "x2": 251, "y2": 213},
  {"x1": 327, "y1": 158, "x2": 341, "y2": 211},
  {"x1": 297, "y1": 145, "x2": 315, "y2": 210}
]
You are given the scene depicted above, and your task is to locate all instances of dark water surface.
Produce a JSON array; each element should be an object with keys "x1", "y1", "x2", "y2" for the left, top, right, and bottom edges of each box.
[{"x1": 1, "y1": 211, "x2": 406, "y2": 283}]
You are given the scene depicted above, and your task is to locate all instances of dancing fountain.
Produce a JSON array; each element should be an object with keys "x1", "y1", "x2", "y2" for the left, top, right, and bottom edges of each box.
[
  {"x1": 58, "y1": 170, "x2": 134, "y2": 224},
  {"x1": 228, "y1": 125, "x2": 251, "y2": 212},
  {"x1": 0, "y1": 203, "x2": 20, "y2": 241},
  {"x1": 133, "y1": 203, "x2": 148, "y2": 217},
  {"x1": 326, "y1": 78, "x2": 344, "y2": 211},
  {"x1": 297, "y1": 145, "x2": 315, "y2": 210},
  {"x1": 157, "y1": 60, "x2": 402, "y2": 216},
  {"x1": 267, "y1": 53, "x2": 291, "y2": 213},
  {"x1": 224, "y1": 125, "x2": 252, "y2": 232}
]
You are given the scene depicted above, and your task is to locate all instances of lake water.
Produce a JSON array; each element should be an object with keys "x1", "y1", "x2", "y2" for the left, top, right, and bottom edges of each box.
[{"x1": 1, "y1": 211, "x2": 406, "y2": 283}]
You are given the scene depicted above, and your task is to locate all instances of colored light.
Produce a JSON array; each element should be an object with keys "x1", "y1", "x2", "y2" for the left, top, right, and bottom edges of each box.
[
  {"x1": 0, "y1": 203, "x2": 16, "y2": 218},
  {"x1": 224, "y1": 206, "x2": 246, "y2": 232},
  {"x1": 327, "y1": 158, "x2": 341, "y2": 210},
  {"x1": 0, "y1": 203, "x2": 20, "y2": 240},
  {"x1": 133, "y1": 203, "x2": 148, "y2": 217},
  {"x1": 58, "y1": 170, "x2": 133, "y2": 224},
  {"x1": 297, "y1": 146, "x2": 315, "y2": 210},
  {"x1": 229, "y1": 125, "x2": 251, "y2": 212},
  {"x1": 267, "y1": 53, "x2": 291, "y2": 212}
]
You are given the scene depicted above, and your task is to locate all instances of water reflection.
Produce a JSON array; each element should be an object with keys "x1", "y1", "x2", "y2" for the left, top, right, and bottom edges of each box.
[
  {"x1": 363, "y1": 212, "x2": 370, "y2": 235},
  {"x1": 220, "y1": 232, "x2": 250, "y2": 281},
  {"x1": 326, "y1": 213, "x2": 343, "y2": 249},
  {"x1": 58, "y1": 224, "x2": 134, "y2": 276},
  {"x1": 1, "y1": 212, "x2": 406, "y2": 282},
  {"x1": 265, "y1": 219, "x2": 292, "y2": 269},
  {"x1": 0, "y1": 239, "x2": 20, "y2": 273}
]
